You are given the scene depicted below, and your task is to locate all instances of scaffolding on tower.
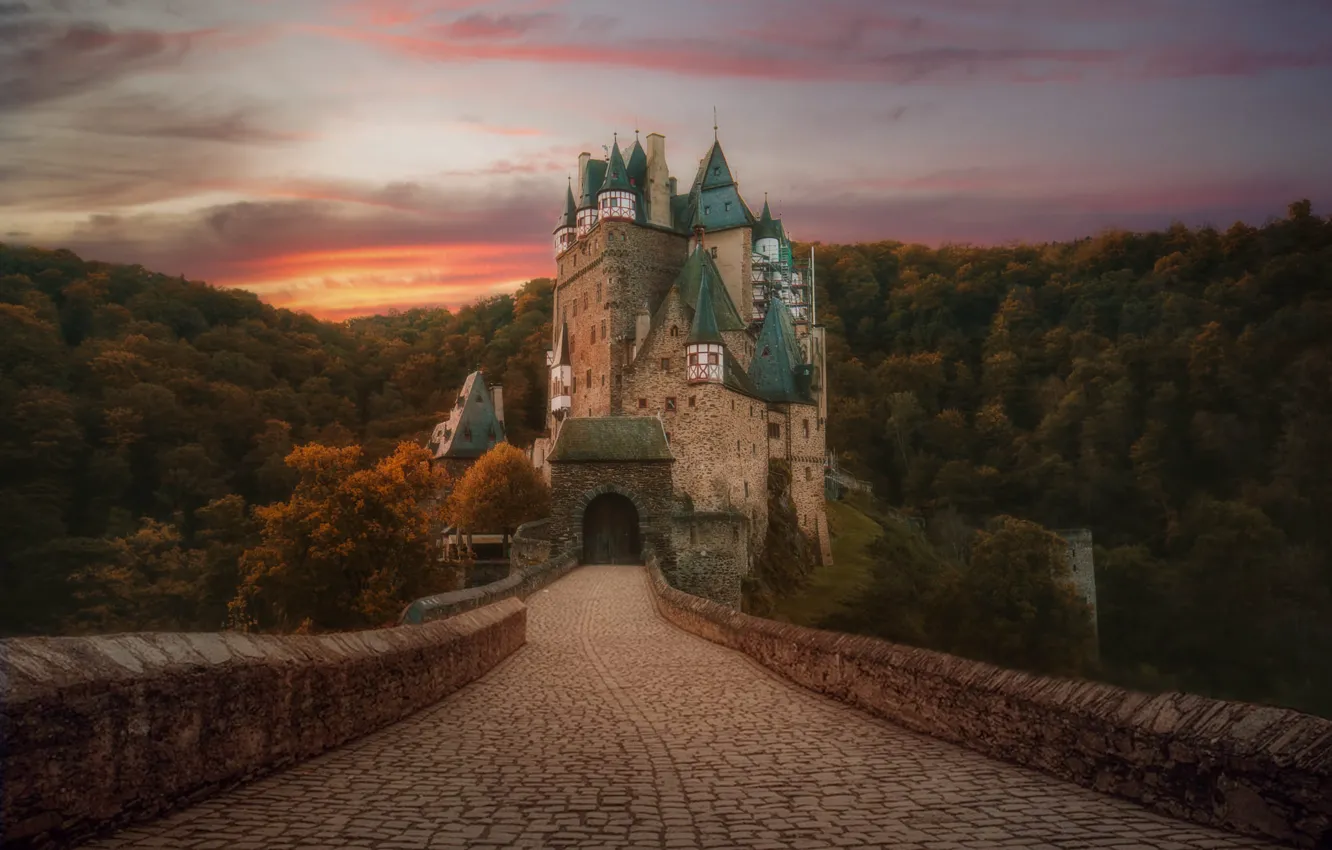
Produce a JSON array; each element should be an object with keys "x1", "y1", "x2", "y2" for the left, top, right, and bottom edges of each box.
[{"x1": 751, "y1": 236, "x2": 813, "y2": 331}]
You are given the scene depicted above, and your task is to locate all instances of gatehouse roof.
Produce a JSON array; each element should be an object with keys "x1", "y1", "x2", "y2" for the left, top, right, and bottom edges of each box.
[{"x1": 548, "y1": 417, "x2": 674, "y2": 463}]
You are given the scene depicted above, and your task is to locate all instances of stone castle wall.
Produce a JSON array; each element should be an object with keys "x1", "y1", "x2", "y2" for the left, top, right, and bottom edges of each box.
[
  {"x1": 2, "y1": 601, "x2": 526, "y2": 849},
  {"x1": 645, "y1": 560, "x2": 1332, "y2": 849},
  {"x1": 666, "y1": 513, "x2": 749, "y2": 609}
]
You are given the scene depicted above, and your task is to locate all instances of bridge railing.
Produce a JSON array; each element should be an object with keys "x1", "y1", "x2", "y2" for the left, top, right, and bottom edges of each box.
[
  {"x1": 2, "y1": 600, "x2": 525, "y2": 849},
  {"x1": 643, "y1": 548, "x2": 1332, "y2": 849}
]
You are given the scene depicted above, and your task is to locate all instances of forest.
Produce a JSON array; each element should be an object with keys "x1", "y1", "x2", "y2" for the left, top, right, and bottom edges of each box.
[
  {"x1": 807, "y1": 200, "x2": 1332, "y2": 717},
  {"x1": 2, "y1": 200, "x2": 1328, "y2": 716}
]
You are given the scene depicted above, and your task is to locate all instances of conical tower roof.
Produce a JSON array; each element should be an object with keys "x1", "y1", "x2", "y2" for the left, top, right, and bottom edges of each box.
[
  {"x1": 626, "y1": 137, "x2": 647, "y2": 189},
  {"x1": 599, "y1": 139, "x2": 632, "y2": 194},
  {"x1": 748, "y1": 297, "x2": 812, "y2": 404},
  {"x1": 753, "y1": 195, "x2": 785, "y2": 242},
  {"x1": 687, "y1": 269, "x2": 725, "y2": 345},
  {"x1": 558, "y1": 180, "x2": 576, "y2": 230}
]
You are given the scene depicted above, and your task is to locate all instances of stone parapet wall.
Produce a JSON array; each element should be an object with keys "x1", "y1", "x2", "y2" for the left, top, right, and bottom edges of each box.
[
  {"x1": 402, "y1": 550, "x2": 577, "y2": 625},
  {"x1": 510, "y1": 518, "x2": 553, "y2": 570},
  {"x1": 645, "y1": 561, "x2": 1332, "y2": 848},
  {"x1": 2, "y1": 600, "x2": 526, "y2": 849}
]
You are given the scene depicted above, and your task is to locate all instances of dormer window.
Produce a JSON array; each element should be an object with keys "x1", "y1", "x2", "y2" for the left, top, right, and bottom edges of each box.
[
  {"x1": 724, "y1": 202, "x2": 731, "y2": 211},
  {"x1": 713, "y1": 166, "x2": 720, "y2": 176},
  {"x1": 704, "y1": 205, "x2": 711, "y2": 215}
]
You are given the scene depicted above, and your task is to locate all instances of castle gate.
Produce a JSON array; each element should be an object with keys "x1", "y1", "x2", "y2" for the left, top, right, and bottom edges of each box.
[{"x1": 582, "y1": 492, "x2": 641, "y2": 564}]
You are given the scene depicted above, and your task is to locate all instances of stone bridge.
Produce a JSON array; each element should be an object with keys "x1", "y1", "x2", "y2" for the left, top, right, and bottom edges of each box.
[{"x1": 4, "y1": 563, "x2": 1330, "y2": 850}]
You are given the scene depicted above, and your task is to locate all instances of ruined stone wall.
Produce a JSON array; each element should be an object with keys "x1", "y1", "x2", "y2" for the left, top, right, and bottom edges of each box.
[
  {"x1": 784, "y1": 400, "x2": 829, "y2": 561},
  {"x1": 2, "y1": 601, "x2": 526, "y2": 849},
  {"x1": 645, "y1": 562, "x2": 1332, "y2": 849},
  {"x1": 1058, "y1": 528, "x2": 1099, "y2": 638},
  {"x1": 666, "y1": 512, "x2": 748, "y2": 608}
]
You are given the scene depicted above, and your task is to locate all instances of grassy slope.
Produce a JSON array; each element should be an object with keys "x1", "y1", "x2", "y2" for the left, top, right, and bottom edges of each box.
[{"x1": 771, "y1": 492, "x2": 882, "y2": 627}]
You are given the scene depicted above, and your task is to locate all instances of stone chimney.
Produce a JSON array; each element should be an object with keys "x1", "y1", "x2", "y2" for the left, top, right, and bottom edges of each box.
[
  {"x1": 577, "y1": 152, "x2": 591, "y2": 203},
  {"x1": 645, "y1": 133, "x2": 671, "y2": 227},
  {"x1": 491, "y1": 385, "x2": 505, "y2": 428}
]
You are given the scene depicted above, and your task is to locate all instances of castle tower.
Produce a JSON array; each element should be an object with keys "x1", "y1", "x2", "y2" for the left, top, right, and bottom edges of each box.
[
  {"x1": 686, "y1": 270, "x2": 725, "y2": 384},
  {"x1": 553, "y1": 179, "x2": 576, "y2": 257},
  {"x1": 549, "y1": 322, "x2": 572, "y2": 419},
  {"x1": 644, "y1": 133, "x2": 671, "y2": 227},
  {"x1": 753, "y1": 196, "x2": 783, "y2": 262},
  {"x1": 576, "y1": 152, "x2": 603, "y2": 237},
  {"x1": 626, "y1": 135, "x2": 647, "y2": 195},
  {"x1": 597, "y1": 138, "x2": 637, "y2": 222}
]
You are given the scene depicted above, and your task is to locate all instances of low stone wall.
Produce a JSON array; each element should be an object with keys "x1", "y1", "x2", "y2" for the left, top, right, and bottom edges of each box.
[
  {"x1": 509, "y1": 518, "x2": 553, "y2": 571},
  {"x1": 646, "y1": 560, "x2": 1332, "y2": 848},
  {"x1": 402, "y1": 550, "x2": 578, "y2": 625},
  {"x1": 1, "y1": 599, "x2": 525, "y2": 849}
]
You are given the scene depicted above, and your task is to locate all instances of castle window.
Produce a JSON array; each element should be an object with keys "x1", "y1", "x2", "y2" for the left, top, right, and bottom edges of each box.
[
  {"x1": 601, "y1": 374, "x2": 605, "y2": 386},
  {"x1": 689, "y1": 396, "x2": 696, "y2": 408},
  {"x1": 707, "y1": 352, "x2": 719, "y2": 365},
  {"x1": 731, "y1": 399, "x2": 735, "y2": 411},
  {"x1": 768, "y1": 423, "x2": 780, "y2": 439},
  {"x1": 737, "y1": 439, "x2": 741, "y2": 454},
  {"x1": 803, "y1": 419, "x2": 810, "y2": 438},
  {"x1": 638, "y1": 398, "x2": 647, "y2": 409},
  {"x1": 805, "y1": 466, "x2": 812, "y2": 481},
  {"x1": 586, "y1": 369, "x2": 592, "y2": 388},
  {"x1": 752, "y1": 443, "x2": 755, "y2": 455},
  {"x1": 744, "y1": 481, "x2": 749, "y2": 497},
  {"x1": 596, "y1": 282, "x2": 602, "y2": 302},
  {"x1": 660, "y1": 357, "x2": 670, "y2": 372},
  {"x1": 665, "y1": 397, "x2": 676, "y2": 411},
  {"x1": 591, "y1": 327, "x2": 596, "y2": 343},
  {"x1": 690, "y1": 526, "x2": 696, "y2": 544},
  {"x1": 670, "y1": 325, "x2": 678, "y2": 337},
  {"x1": 583, "y1": 293, "x2": 588, "y2": 310},
  {"x1": 572, "y1": 376, "x2": 577, "y2": 393},
  {"x1": 601, "y1": 319, "x2": 607, "y2": 339},
  {"x1": 710, "y1": 247, "x2": 718, "y2": 259}
]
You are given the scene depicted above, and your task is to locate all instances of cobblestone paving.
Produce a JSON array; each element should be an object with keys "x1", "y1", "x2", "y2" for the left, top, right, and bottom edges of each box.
[{"x1": 87, "y1": 566, "x2": 1281, "y2": 850}]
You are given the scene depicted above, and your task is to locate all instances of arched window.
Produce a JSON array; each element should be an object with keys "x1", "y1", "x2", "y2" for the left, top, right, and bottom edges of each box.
[{"x1": 669, "y1": 325, "x2": 679, "y2": 337}]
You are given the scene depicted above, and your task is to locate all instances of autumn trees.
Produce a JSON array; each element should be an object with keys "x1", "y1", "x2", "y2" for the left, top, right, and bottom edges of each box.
[
  {"x1": 0, "y1": 243, "x2": 552, "y2": 636},
  {"x1": 229, "y1": 442, "x2": 453, "y2": 632},
  {"x1": 445, "y1": 442, "x2": 550, "y2": 554}
]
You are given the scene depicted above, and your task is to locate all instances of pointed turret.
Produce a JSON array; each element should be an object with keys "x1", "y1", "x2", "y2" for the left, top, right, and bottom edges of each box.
[
  {"x1": 748, "y1": 297, "x2": 814, "y2": 404},
  {"x1": 686, "y1": 270, "x2": 725, "y2": 384},
  {"x1": 553, "y1": 178, "x2": 577, "y2": 256},
  {"x1": 626, "y1": 136, "x2": 647, "y2": 190},
  {"x1": 597, "y1": 136, "x2": 637, "y2": 221},
  {"x1": 752, "y1": 193, "x2": 785, "y2": 260}
]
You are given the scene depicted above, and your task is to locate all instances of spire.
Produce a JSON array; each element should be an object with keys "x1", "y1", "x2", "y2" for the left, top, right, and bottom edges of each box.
[
  {"x1": 626, "y1": 137, "x2": 647, "y2": 190},
  {"x1": 687, "y1": 268, "x2": 724, "y2": 345},
  {"x1": 753, "y1": 192, "x2": 785, "y2": 243},
  {"x1": 713, "y1": 105, "x2": 718, "y2": 141},
  {"x1": 760, "y1": 193, "x2": 772, "y2": 222},
  {"x1": 563, "y1": 178, "x2": 577, "y2": 227},
  {"x1": 599, "y1": 138, "x2": 631, "y2": 193}
]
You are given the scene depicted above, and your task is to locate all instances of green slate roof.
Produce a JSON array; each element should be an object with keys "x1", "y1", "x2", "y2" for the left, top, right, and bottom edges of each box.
[
  {"x1": 548, "y1": 416, "x2": 674, "y2": 463},
  {"x1": 432, "y1": 371, "x2": 507, "y2": 459},
  {"x1": 749, "y1": 298, "x2": 814, "y2": 405},
  {"x1": 559, "y1": 181, "x2": 576, "y2": 229},
  {"x1": 694, "y1": 140, "x2": 735, "y2": 191},
  {"x1": 753, "y1": 197, "x2": 785, "y2": 243},
  {"x1": 673, "y1": 246, "x2": 747, "y2": 331},
  {"x1": 599, "y1": 140, "x2": 631, "y2": 193},
  {"x1": 686, "y1": 269, "x2": 724, "y2": 345},
  {"x1": 626, "y1": 138, "x2": 647, "y2": 190},
  {"x1": 580, "y1": 159, "x2": 607, "y2": 208},
  {"x1": 723, "y1": 348, "x2": 763, "y2": 399}
]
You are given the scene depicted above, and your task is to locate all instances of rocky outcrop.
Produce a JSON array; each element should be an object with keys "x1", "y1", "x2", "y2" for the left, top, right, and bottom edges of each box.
[
  {"x1": 1, "y1": 599, "x2": 525, "y2": 849},
  {"x1": 646, "y1": 559, "x2": 1332, "y2": 848}
]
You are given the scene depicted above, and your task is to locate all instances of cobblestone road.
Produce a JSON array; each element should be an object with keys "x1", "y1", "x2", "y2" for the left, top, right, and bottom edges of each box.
[{"x1": 87, "y1": 566, "x2": 1280, "y2": 850}]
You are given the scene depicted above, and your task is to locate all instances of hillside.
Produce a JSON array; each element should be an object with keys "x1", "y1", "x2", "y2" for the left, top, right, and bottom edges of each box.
[
  {"x1": 0, "y1": 244, "x2": 551, "y2": 634},
  {"x1": 4, "y1": 201, "x2": 1331, "y2": 717},
  {"x1": 802, "y1": 200, "x2": 1332, "y2": 716}
]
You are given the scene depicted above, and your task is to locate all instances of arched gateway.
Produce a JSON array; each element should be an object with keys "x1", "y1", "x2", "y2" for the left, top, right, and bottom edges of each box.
[{"x1": 581, "y1": 493, "x2": 641, "y2": 564}]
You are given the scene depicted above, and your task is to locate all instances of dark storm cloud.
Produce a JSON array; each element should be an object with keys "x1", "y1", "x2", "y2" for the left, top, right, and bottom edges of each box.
[{"x1": 0, "y1": 18, "x2": 211, "y2": 109}]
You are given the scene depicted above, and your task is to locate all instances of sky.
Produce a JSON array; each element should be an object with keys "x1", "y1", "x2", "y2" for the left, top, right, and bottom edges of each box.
[{"x1": 2, "y1": 0, "x2": 1331, "y2": 319}]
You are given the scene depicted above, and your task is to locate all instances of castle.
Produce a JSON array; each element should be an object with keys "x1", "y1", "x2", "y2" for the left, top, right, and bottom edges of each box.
[{"x1": 530, "y1": 128, "x2": 831, "y2": 606}]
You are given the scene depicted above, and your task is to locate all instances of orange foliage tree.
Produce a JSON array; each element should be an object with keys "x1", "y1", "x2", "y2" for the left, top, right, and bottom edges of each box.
[
  {"x1": 229, "y1": 441, "x2": 451, "y2": 632},
  {"x1": 445, "y1": 443, "x2": 550, "y2": 554}
]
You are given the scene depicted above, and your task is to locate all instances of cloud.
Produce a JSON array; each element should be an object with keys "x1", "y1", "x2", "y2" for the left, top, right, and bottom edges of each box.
[
  {"x1": 437, "y1": 11, "x2": 560, "y2": 40},
  {"x1": 0, "y1": 2, "x2": 30, "y2": 14},
  {"x1": 0, "y1": 19, "x2": 214, "y2": 108}
]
